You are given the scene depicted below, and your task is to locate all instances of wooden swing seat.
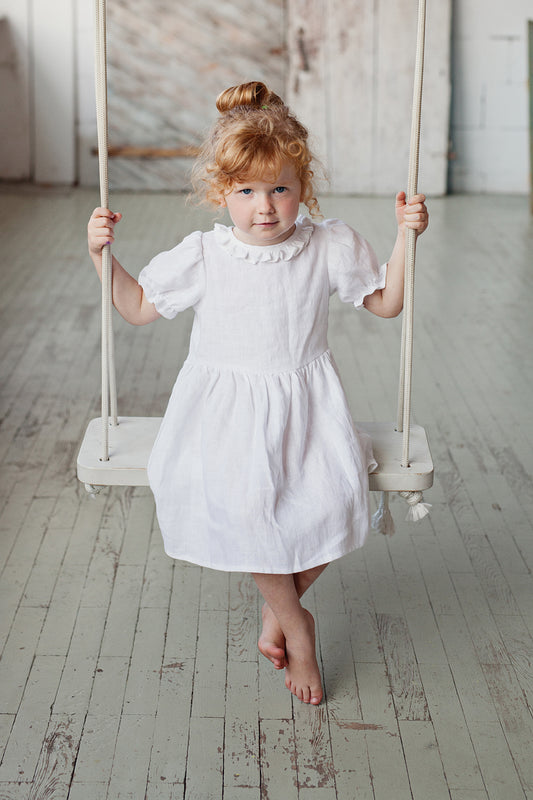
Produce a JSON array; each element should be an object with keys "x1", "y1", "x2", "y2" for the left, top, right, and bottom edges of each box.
[{"x1": 77, "y1": 416, "x2": 433, "y2": 493}]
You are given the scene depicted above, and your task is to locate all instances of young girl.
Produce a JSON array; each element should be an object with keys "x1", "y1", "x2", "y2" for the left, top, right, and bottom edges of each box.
[{"x1": 88, "y1": 81, "x2": 428, "y2": 706}]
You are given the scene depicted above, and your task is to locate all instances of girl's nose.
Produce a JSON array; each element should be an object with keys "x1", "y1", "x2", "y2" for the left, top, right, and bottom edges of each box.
[{"x1": 258, "y1": 194, "x2": 275, "y2": 213}]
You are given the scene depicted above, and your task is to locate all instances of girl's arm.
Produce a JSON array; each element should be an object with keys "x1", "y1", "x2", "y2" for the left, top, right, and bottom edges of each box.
[
  {"x1": 363, "y1": 192, "x2": 428, "y2": 318},
  {"x1": 88, "y1": 207, "x2": 160, "y2": 326}
]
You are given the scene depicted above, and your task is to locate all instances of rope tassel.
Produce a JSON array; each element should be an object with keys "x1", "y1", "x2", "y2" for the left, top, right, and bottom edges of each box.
[
  {"x1": 372, "y1": 492, "x2": 396, "y2": 537},
  {"x1": 399, "y1": 490, "x2": 432, "y2": 522},
  {"x1": 372, "y1": 490, "x2": 431, "y2": 535},
  {"x1": 84, "y1": 483, "x2": 101, "y2": 499}
]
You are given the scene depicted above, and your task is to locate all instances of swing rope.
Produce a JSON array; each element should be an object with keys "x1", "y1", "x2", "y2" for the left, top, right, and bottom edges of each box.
[
  {"x1": 397, "y1": 0, "x2": 426, "y2": 467},
  {"x1": 95, "y1": 0, "x2": 118, "y2": 462},
  {"x1": 372, "y1": 0, "x2": 431, "y2": 534}
]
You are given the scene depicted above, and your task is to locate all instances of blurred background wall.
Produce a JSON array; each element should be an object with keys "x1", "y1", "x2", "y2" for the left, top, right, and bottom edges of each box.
[{"x1": 0, "y1": 0, "x2": 531, "y2": 195}]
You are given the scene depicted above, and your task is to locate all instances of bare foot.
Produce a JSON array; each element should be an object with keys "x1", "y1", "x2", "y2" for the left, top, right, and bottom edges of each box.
[
  {"x1": 284, "y1": 610, "x2": 323, "y2": 705},
  {"x1": 258, "y1": 603, "x2": 287, "y2": 669}
]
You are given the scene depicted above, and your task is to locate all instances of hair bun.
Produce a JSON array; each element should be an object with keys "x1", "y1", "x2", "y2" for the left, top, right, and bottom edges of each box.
[{"x1": 216, "y1": 81, "x2": 284, "y2": 113}]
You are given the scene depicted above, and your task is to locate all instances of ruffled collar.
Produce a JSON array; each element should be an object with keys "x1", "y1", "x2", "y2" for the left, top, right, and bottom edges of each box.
[{"x1": 213, "y1": 215, "x2": 314, "y2": 263}]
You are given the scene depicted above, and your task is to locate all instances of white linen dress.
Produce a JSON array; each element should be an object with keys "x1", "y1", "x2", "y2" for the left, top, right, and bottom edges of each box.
[{"x1": 138, "y1": 215, "x2": 387, "y2": 573}]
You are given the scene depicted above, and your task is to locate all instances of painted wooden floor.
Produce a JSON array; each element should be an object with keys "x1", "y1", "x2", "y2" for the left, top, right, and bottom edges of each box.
[{"x1": 0, "y1": 187, "x2": 532, "y2": 800}]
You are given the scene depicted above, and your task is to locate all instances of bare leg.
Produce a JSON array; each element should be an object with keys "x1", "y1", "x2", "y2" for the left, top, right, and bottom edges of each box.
[
  {"x1": 253, "y1": 572, "x2": 323, "y2": 705},
  {"x1": 258, "y1": 563, "x2": 328, "y2": 669}
]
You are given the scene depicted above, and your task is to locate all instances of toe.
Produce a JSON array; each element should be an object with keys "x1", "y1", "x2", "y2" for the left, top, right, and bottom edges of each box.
[{"x1": 258, "y1": 639, "x2": 287, "y2": 669}]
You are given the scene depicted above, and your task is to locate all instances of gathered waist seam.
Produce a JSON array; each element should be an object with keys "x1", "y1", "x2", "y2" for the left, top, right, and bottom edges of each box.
[{"x1": 184, "y1": 349, "x2": 331, "y2": 378}]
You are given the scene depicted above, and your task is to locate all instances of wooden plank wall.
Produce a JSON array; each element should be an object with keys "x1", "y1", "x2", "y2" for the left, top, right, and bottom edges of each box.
[
  {"x1": 287, "y1": 0, "x2": 452, "y2": 195},
  {"x1": 0, "y1": 0, "x2": 450, "y2": 193},
  {"x1": 1, "y1": 187, "x2": 533, "y2": 798},
  {"x1": 103, "y1": 0, "x2": 452, "y2": 195},
  {"x1": 104, "y1": 0, "x2": 286, "y2": 191},
  {"x1": 105, "y1": 0, "x2": 451, "y2": 194},
  {"x1": 6, "y1": 0, "x2": 533, "y2": 195}
]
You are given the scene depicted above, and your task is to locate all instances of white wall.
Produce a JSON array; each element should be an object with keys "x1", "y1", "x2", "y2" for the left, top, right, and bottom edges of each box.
[
  {"x1": 1, "y1": 1, "x2": 531, "y2": 193},
  {"x1": 449, "y1": 0, "x2": 531, "y2": 193},
  {"x1": 76, "y1": 0, "x2": 99, "y2": 187},
  {"x1": 0, "y1": 0, "x2": 76, "y2": 183},
  {"x1": 0, "y1": 4, "x2": 31, "y2": 180}
]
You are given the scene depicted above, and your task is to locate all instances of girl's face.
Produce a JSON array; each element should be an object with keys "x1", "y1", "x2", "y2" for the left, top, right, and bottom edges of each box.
[{"x1": 221, "y1": 162, "x2": 302, "y2": 246}]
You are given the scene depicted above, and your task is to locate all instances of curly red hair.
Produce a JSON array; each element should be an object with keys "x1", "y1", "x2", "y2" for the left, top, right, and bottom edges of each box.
[{"x1": 191, "y1": 82, "x2": 321, "y2": 217}]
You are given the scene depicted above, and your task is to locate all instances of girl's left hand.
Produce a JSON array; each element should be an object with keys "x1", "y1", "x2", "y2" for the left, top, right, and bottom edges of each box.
[{"x1": 395, "y1": 191, "x2": 429, "y2": 236}]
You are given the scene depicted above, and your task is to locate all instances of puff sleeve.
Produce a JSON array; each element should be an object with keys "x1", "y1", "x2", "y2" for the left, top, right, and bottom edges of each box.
[
  {"x1": 326, "y1": 219, "x2": 387, "y2": 309},
  {"x1": 138, "y1": 230, "x2": 205, "y2": 319}
]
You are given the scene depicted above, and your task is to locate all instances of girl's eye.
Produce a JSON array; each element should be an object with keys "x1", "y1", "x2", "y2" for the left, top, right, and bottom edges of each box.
[
  {"x1": 274, "y1": 186, "x2": 287, "y2": 194},
  {"x1": 240, "y1": 188, "x2": 252, "y2": 195}
]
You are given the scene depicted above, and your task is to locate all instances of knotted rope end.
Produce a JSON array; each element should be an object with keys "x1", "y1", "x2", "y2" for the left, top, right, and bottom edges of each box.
[
  {"x1": 84, "y1": 483, "x2": 101, "y2": 499},
  {"x1": 399, "y1": 490, "x2": 432, "y2": 522}
]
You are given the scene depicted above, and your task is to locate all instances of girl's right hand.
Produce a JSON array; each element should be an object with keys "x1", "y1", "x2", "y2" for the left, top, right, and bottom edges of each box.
[{"x1": 88, "y1": 207, "x2": 123, "y2": 255}]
